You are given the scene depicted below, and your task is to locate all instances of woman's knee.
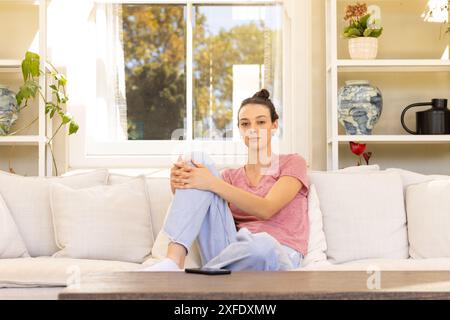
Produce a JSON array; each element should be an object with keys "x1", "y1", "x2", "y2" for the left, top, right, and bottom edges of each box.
[
  {"x1": 188, "y1": 151, "x2": 213, "y2": 165},
  {"x1": 186, "y1": 151, "x2": 219, "y2": 176}
]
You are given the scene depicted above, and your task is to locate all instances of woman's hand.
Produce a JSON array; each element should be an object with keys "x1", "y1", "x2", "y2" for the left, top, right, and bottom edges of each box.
[
  {"x1": 170, "y1": 160, "x2": 192, "y2": 194},
  {"x1": 175, "y1": 160, "x2": 218, "y2": 191}
]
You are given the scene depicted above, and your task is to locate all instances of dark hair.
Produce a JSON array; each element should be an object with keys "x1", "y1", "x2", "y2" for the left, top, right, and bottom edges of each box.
[{"x1": 237, "y1": 89, "x2": 279, "y2": 124}]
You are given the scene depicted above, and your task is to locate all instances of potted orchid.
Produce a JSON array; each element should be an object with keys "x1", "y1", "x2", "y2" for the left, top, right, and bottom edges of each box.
[{"x1": 343, "y1": 2, "x2": 383, "y2": 59}]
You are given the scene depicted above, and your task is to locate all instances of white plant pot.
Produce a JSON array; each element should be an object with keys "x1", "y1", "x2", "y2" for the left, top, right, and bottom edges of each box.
[{"x1": 348, "y1": 37, "x2": 378, "y2": 60}]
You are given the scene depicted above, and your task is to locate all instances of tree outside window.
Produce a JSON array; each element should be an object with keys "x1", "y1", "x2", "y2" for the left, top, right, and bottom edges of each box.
[{"x1": 117, "y1": 3, "x2": 282, "y2": 141}]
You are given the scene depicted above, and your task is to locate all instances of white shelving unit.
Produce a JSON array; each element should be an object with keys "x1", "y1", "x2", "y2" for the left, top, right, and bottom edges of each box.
[
  {"x1": 332, "y1": 135, "x2": 450, "y2": 143},
  {"x1": 0, "y1": 0, "x2": 50, "y2": 176},
  {"x1": 334, "y1": 59, "x2": 450, "y2": 72},
  {"x1": 325, "y1": 0, "x2": 450, "y2": 170},
  {"x1": 0, "y1": 59, "x2": 22, "y2": 72},
  {"x1": 0, "y1": 135, "x2": 42, "y2": 146}
]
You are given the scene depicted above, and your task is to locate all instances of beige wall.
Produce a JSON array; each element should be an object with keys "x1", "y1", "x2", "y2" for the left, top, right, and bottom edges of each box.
[{"x1": 312, "y1": 0, "x2": 328, "y2": 170}]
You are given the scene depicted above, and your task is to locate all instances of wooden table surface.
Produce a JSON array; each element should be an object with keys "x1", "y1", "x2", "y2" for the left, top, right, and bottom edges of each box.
[{"x1": 58, "y1": 271, "x2": 450, "y2": 300}]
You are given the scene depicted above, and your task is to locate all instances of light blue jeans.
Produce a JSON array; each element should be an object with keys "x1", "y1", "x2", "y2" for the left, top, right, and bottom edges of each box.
[{"x1": 163, "y1": 151, "x2": 303, "y2": 271}]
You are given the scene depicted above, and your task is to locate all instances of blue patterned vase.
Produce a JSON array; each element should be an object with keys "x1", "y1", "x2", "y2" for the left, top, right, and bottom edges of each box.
[
  {"x1": 337, "y1": 80, "x2": 383, "y2": 135},
  {"x1": 0, "y1": 85, "x2": 19, "y2": 136}
]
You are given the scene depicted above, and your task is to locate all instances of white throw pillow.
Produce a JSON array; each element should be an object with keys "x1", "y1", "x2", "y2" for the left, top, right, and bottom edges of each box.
[
  {"x1": 310, "y1": 172, "x2": 409, "y2": 264},
  {"x1": 107, "y1": 172, "x2": 173, "y2": 239},
  {"x1": 0, "y1": 193, "x2": 29, "y2": 259},
  {"x1": 337, "y1": 164, "x2": 380, "y2": 172},
  {"x1": 0, "y1": 169, "x2": 108, "y2": 257},
  {"x1": 385, "y1": 168, "x2": 449, "y2": 193},
  {"x1": 308, "y1": 164, "x2": 380, "y2": 177},
  {"x1": 50, "y1": 176, "x2": 154, "y2": 263},
  {"x1": 302, "y1": 185, "x2": 327, "y2": 267},
  {"x1": 302, "y1": 165, "x2": 379, "y2": 267},
  {"x1": 406, "y1": 180, "x2": 450, "y2": 259}
]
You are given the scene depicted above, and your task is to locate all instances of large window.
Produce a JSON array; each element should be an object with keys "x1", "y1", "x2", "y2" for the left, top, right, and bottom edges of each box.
[
  {"x1": 48, "y1": 0, "x2": 311, "y2": 169},
  {"x1": 123, "y1": 5, "x2": 187, "y2": 141},
  {"x1": 90, "y1": 1, "x2": 283, "y2": 153},
  {"x1": 192, "y1": 5, "x2": 283, "y2": 141}
]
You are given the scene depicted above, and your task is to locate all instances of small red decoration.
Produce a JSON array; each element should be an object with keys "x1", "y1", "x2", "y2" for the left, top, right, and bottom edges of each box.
[{"x1": 349, "y1": 142, "x2": 372, "y2": 166}]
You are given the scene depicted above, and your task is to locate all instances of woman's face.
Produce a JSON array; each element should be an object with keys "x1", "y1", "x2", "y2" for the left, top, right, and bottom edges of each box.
[{"x1": 238, "y1": 104, "x2": 278, "y2": 151}]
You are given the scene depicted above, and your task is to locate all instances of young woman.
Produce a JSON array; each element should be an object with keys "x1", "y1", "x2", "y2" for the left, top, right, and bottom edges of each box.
[{"x1": 146, "y1": 89, "x2": 309, "y2": 271}]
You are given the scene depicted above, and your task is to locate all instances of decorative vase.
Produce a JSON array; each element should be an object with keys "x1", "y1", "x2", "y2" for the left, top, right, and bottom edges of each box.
[
  {"x1": 337, "y1": 80, "x2": 383, "y2": 135},
  {"x1": 0, "y1": 85, "x2": 19, "y2": 136},
  {"x1": 348, "y1": 37, "x2": 378, "y2": 59}
]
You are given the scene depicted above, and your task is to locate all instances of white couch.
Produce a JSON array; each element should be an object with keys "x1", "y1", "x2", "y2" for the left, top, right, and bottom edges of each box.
[{"x1": 1, "y1": 165, "x2": 449, "y2": 300}]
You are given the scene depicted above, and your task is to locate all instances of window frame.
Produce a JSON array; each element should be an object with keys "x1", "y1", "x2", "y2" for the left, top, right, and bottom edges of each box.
[{"x1": 68, "y1": 0, "x2": 311, "y2": 169}]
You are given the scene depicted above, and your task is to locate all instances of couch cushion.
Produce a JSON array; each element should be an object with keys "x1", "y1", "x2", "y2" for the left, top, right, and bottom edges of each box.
[
  {"x1": 302, "y1": 185, "x2": 327, "y2": 266},
  {"x1": 406, "y1": 180, "x2": 450, "y2": 259},
  {"x1": 107, "y1": 170, "x2": 172, "y2": 238},
  {"x1": 0, "y1": 193, "x2": 29, "y2": 259},
  {"x1": 50, "y1": 176, "x2": 154, "y2": 263},
  {"x1": 385, "y1": 168, "x2": 450, "y2": 193},
  {"x1": 300, "y1": 258, "x2": 450, "y2": 271},
  {"x1": 310, "y1": 172, "x2": 409, "y2": 264},
  {"x1": 0, "y1": 257, "x2": 141, "y2": 288},
  {"x1": 0, "y1": 169, "x2": 108, "y2": 257},
  {"x1": 302, "y1": 164, "x2": 380, "y2": 266}
]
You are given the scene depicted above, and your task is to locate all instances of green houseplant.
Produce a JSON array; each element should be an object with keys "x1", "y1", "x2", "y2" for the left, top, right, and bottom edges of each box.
[
  {"x1": 8, "y1": 51, "x2": 79, "y2": 176},
  {"x1": 343, "y1": 2, "x2": 383, "y2": 59}
]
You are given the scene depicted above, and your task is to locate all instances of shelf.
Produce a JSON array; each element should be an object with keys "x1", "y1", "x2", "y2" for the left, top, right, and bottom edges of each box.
[
  {"x1": 328, "y1": 135, "x2": 450, "y2": 144},
  {"x1": 333, "y1": 59, "x2": 450, "y2": 73},
  {"x1": 0, "y1": 135, "x2": 41, "y2": 146},
  {"x1": 0, "y1": 59, "x2": 22, "y2": 73}
]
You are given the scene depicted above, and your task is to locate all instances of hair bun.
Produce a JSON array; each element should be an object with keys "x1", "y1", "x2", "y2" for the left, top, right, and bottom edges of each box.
[{"x1": 253, "y1": 89, "x2": 270, "y2": 100}]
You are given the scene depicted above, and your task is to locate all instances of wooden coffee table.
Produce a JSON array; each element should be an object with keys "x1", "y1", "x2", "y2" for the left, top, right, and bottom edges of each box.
[{"x1": 58, "y1": 271, "x2": 450, "y2": 300}]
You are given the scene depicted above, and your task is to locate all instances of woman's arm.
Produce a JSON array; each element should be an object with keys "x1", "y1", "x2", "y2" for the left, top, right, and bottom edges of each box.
[
  {"x1": 175, "y1": 160, "x2": 303, "y2": 220},
  {"x1": 210, "y1": 176, "x2": 302, "y2": 220}
]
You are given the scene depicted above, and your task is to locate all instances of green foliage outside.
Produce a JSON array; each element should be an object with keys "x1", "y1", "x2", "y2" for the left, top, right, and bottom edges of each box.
[{"x1": 122, "y1": 5, "x2": 279, "y2": 140}]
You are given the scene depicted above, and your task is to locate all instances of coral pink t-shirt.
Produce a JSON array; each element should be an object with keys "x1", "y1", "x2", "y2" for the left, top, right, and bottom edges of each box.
[{"x1": 221, "y1": 153, "x2": 309, "y2": 255}]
